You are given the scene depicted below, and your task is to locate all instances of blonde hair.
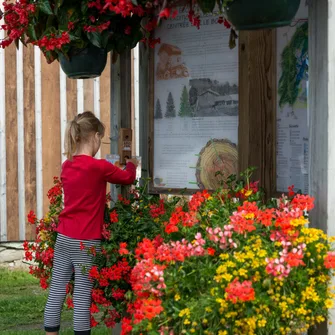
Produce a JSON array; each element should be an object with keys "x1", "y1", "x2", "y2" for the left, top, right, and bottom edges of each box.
[{"x1": 64, "y1": 111, "x2": 105, "y2": 160}]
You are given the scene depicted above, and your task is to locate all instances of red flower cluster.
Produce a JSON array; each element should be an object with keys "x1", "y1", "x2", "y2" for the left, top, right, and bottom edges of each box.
[
  {"x1": 159, "y1": 8, "x2": 178, "y2": 19},
  {"x1": 89, "y1": 259, "x2": 131, "y2": 286},
  {"x1": 119, "y1": 242, "x2": 129, "y2": 255},
  {"x1": 225, "y1": 279, "x2": 255, "y2": 303},
  {"x1": 47, "y1": 177, "x2": 63, "y2": 205},
  {"x1": 84, "y1": 21, "x2": 110, "y2": 33},
  {"x1": 149, "y1": 199, "x2": 165, "y2": 218},
  {"x1": 0, "y1": 1, "x2": 35, "y2": 48},
  {"x1": 188, "y1": 10, "x2": 200, "y2": 29},
  {"x1": 110, "y1": 210, "x2": 119, "y2": 223},
  {"x1": 324, "y1": 252, "x2": 335, "y2": 269},
  {"x1": 103, "y1": 0, "x2": 146, "y2": 18},
  {"x1": 35, "y1": 32, "x2": 70, "y2": 51},
  {"x1": 27, "y1": 210, "x2": 37, "y2": 224}
]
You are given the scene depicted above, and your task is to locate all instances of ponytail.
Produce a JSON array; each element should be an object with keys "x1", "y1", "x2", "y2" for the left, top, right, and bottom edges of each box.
[
  {"x1": 64, "y1": 120, "x2": 80, "y2": 160},
  {"x1": 63, "y1": 111, "x2": 105, "y2": 160}
]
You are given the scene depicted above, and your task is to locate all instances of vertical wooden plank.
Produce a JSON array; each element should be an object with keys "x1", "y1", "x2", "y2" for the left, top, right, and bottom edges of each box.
[
  {"x1": 84, "y1": 79, "x2": 94, "y2": 112},
  {"x1": 60, "y1": 69, "x2": 67, "y2": 163},
  {"x1": 66, "y1": 78, "x2": 77, "y2": 121},
  {"x1": 41, "y1": 56, "x2": 61, "y2": 214},
  {"x1": 238, "y1": 33, "x2": 250, "y2": 175},
  {"x1": 131, "y1": 50, "x2": 136, "y2": 155},
  {"x1": 5, "y1": 45, "x2": 19, "y2": 241},
  {"x1": 34, "y1": 47, "x2": 43, "y2": 220},
  {"x1": 139, "y1": 44, "x2": 151, "y2": 181},
  {"x1": 100, "y1": 56, "x2": 111, "y2": 160},
  {"x1": 0, "y1": 1, "x2": 7, "y2": 241},
  {"x1": 238, "y1": 29, "x2": 277, "y2": 197},
  {"x1": 23, "y1": 45, "x2": 36, "y2": 240}
]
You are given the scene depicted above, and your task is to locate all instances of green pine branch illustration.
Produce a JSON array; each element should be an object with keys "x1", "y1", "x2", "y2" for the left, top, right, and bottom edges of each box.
[{"x1": 278, "y1": 21, "x2": 308, "y2": 108}]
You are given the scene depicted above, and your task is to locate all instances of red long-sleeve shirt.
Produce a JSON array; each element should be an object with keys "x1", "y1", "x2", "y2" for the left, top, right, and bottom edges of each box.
[{"x1": 57, "y1": 155, "x2": 136, "y2": 240}]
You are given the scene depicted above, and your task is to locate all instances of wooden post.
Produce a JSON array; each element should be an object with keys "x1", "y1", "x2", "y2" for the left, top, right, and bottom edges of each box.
[
  {"x1": 110, "y1": 50, "x2": 132, "y2": 335},
  {"x1": 138, "y1": 44, "x2": 151, "y2": 182},
  {"x1": 308, "y1": 0, "x2": 335, "y2": 334},
  {"x1": 238, "y1": 29, "x2": 277, "y2": 197}
]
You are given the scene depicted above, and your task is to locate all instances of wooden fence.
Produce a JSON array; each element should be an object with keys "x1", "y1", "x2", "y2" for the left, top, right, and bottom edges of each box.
[{"x1": 0, "y1": 44, "x2": 112, "y2": 242}]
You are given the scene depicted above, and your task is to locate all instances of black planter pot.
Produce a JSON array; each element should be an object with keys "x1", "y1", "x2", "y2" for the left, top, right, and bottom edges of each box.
[
  {"x1": 59, "y1": 44, "x2": 108, "y2": 79},
  {"x1": 224, "y1": 0, "x2": 301, "y2": 30}
]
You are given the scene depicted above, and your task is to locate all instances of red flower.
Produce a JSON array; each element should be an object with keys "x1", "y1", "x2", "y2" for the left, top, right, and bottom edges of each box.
[
  {"x1": 291, "y1": 194, "x2": 314, "y2": 211},
  {"x1": 40, "y1": 277, "x2": 49, "y2": 290},
  {"x1": 119, "y1": 242, "x2": 129, "y2": 255},
  {"x1": 286, "y1": 251, "x2": 305, "y2": 267},
  {"x1": 324, "y1": 252, "x2": 335, "y2": 269},
  {"x1": 288, "y1": 185, "x2": 295, "y2": 197},
  {"x1": 223, "y1": 19, "x2": 231, "y2": 29},
  {"x1": 25, "y1": 251, "x2": 33, "y2": 261},
  {"x1": 226, "y1": 279, "x2": 255, "y2": 303},
  {"x1": 112, "y1": 288, "x2": 126, "y2": 300},
  {"x1": 80, "y1": 242, "x2": 85, "y2": 250},
  {"x1": 110, "y1": 210, "x2": 119, "y2": 223},
  {"x1": 159, "y1": 8, "x2": 171, "y2": 19},
  {"x1": 90, "y1": 303, "x2": 99, "y2": 314},
  {"x1": 91, "y1": 316, "x2": 99, "y2": 328},
  {"x1": 90, "y1": 246, "x2": 97, "y2": 256},
  {"x1": 67, "y1": 21, "x2": 75, "y2": 30},
  {"x1": 27, "y1": 210, "x2": 37, "y2": 224},
  {"x1": 66, "y1": 297, "x2": 74, "y2": 309},
  {"x1": 149, "y1": 199, "x2": 165, "y2": 218},
  {"x1": 188, "y1": 10, "x2": 200, "y2": 29},
  {"x1": 207, "y1": 247, "x2": 215, "y2": 256},
  {"x1": 89, "y1": 266, "x2": 100, "y2": 280}
]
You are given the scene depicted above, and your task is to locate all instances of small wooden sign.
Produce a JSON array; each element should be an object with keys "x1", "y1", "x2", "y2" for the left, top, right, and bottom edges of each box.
[{"x1": 118, "y1": 128, "x2": 132, "y2": 164}]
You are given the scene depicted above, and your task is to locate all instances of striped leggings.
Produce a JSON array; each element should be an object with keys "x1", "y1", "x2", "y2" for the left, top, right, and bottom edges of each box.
[{"x1": 44, "y1": 233, "x2": 100, "y2": 334}]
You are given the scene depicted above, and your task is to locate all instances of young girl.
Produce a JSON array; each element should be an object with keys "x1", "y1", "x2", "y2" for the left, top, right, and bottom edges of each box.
[{"x1": 44, "y1": 111, "x2": 137, "y2": 335}]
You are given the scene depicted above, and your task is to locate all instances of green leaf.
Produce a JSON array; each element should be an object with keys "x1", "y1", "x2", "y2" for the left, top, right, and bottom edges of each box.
[
  {"x1": 101, "y1": 31, "x2": 111, "y2": 48},
  {"x1": 197, "y1": 0, "x2": 216, "y2": 13},
  {"x1": 81, "y1": 1, "x2": 88, "y2": 14},
  {"x1": 27, "y1": 24, "x2": 37, "y2": 41},
  {"x1": 38, "y1": 0, "x2": 53, "y2": 15},
  {"x1": 86, "y1": 32, "x2": 102, "y2": 48}
]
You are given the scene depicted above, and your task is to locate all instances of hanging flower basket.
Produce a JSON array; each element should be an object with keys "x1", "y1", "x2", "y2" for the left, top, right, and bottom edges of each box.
[
  {"x1": 59, "y1": 45, "x2": 108, "y2": 79},
  {"x1": 224, "y1": 0, "x2": 301, "y2": 30}
]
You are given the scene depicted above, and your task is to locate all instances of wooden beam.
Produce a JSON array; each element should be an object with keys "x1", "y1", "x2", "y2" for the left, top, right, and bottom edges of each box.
[
  {"x1": 308, "y1": 0, "x2": 333, "y2": 332},
  {"x1": 238, "y1": 29, "x2": 277, "y2": 197},
  {"x1": 138, "y1": 44, "x2": 151, "y2": 181}
]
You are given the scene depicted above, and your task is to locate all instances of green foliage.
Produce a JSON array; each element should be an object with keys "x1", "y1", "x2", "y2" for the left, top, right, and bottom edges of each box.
[
  {"x1": 165, "y1": 92, "x2": 176, "y2": 118},
  {"x1": 278, "y1": 22, "x2": 308, "y2": 107},
  {"x1": 155, "y1": 99, "x2": 163, "y2": 119},
  {"x1": 178, "y1": 86, "x2": 193, "y2": 117}
]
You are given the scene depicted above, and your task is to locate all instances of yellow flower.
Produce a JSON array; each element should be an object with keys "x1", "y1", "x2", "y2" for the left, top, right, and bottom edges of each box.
[
  {"x1": 317, "y1": 315, "x2": 326, "y2": 323},
  {"x1": 246, "y1": 188, "x2": 254, "y2": 197},
  {"x1": 190, "y1": 329, "x2": 195, "y2": 333},
  {"x1": 238, "y1": 268, "x2": 248, "y2": 278},
  {"x1": 174, "y1": 294, "x2": 180, "y2": 301},
  {"x1": 325, "y1": 299, "x2": 334, "y2": 309},
  {"x1": 218, "y1": 331, "x2": 228, "y2": 335},
  {"x1": 205, "y1": 307, "x2": 212, "y2": 313},
  {"x1": 258, "y1": 319, "x2": 267, "y2": 327},
  {"x1": 179, "y1": 308, "x2": 190, "y2": 317},
  {"x1": 290, "y1": 217, "x2": 308, "y2": 227},
  {"x1": 184, "y1": 319, "x2": 190, "y2": 325}
]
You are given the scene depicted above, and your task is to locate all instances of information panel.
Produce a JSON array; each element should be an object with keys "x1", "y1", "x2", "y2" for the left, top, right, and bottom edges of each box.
[
  {"x1": 153, "y1": 10, "x2": 239, "y2": 190},
  {"x1": 276, "y1": 3, "x2": 309, "y2": 194}
]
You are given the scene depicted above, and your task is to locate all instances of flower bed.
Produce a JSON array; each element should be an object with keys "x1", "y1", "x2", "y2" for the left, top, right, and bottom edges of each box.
[{"x1": 24, "y1": 170, "x2": 335, "y2": 335}]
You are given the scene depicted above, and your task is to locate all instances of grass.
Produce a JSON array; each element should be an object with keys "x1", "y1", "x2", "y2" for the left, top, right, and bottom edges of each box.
[{"x1": 0, "y1": 267, "x2": 115, "y2": 334}]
